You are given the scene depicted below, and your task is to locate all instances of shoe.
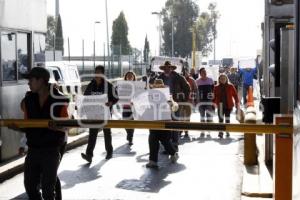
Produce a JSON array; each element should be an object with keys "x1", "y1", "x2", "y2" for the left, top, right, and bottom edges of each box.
[
  {"x1": 105, "y1": 153, "x2": 113, "y2": 160},
  {"x1": 146, "y1": 161, "x2": 159, "y2": 169},
  {"x1": 128, "y1": 142, "x2": 133, "y2": 146},
  {"x1": 170, "y1": 152, "x2": 179, "y2": 163},
  {"x1": 206, "y1": 134, "x2": 211, "y2": 138},
  {"x1": 81, "y1": 153, "x2": 92, "y2": 163},
  {"x1": 200, "y1": 132, "x2": 205, "y2": 138},
  {"x1": 184, "y1": 133, "x2": 189, "y2": 138},
  {"x1": 218, "y1": 132, "x2": 223, "y2": 139},
  {"x1": 226, "y1": 132, "x2": 230, "y2": 138}
]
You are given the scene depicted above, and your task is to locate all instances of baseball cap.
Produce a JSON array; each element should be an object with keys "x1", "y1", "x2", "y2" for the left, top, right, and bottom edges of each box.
[{"x1": 23, "y1": 67, "x2": 50, "y2": 81}]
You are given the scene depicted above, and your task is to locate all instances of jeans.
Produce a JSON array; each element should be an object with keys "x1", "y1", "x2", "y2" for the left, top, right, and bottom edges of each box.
[
  {"x1": 199, "y1": 104, "x2": 214, "y2": 122},
  {"x1": 55, "y1": 142, "x2": 66, "y2": 200},
  {"x1": 122, "y1": 109, "x2": 134, "y2": 142},
  {"x1": 243, "y1": 84, "x2": 251, "y2": 105},
  {"x1": 86, "y1": 128, "x2": 113, "y2": 157},
  {"x1": 148, "y1": 130, "x2": 176, "y2": 162},
  {"x1": 24, "y1": 147, "x2": 61, "y2": 200}
]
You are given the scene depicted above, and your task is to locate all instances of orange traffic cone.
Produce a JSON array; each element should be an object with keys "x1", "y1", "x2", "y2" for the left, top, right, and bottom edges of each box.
[{"x1": 247, "y1": 86, "x2": 254, "y2": 107}]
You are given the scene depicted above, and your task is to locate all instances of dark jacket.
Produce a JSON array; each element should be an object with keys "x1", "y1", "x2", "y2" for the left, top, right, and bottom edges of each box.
[
  {"x1": 23, "y1": 87, "x2": 69, "y2": 148},
  {"x1": 84, "y1": 79, "x2": 119, "y2": 109},
  {"x1": 158, "y1": 71, "x2": 190, "y2": 102}
]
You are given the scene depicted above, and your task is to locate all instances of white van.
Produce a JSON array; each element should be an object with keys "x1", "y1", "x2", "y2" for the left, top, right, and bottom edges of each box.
[{"x1": 46, "y1": 61, "x2": 81, "y2": 96}]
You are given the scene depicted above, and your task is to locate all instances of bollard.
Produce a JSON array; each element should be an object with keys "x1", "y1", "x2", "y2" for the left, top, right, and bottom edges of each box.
[
  {"x1": 274, "y1": 116, "x2": 293, "y2": 200},
  {"x1": 244, "y1": 86, "x2": 258, "y2": 165}
]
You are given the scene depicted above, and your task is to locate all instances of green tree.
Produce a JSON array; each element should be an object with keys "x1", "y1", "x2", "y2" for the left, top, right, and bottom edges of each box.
[
  {"x1": 161, "y1": 0, "x2": 199, "y2": 57},
  {"x1": 143, "y1": 35, "x2": 150, "y2": 62},
  {"x1": 55, "y1": 15, "x2": 64, "y2": 54},
  {"x1": 46, "y1": 15, "x2": 56, "y2": 50},
  {"x1": 111, "y1": 11, "x2": 131, "y2": 55},
  {"x1": 194, "y1": 3, "x2": 220, "y2": 56}
]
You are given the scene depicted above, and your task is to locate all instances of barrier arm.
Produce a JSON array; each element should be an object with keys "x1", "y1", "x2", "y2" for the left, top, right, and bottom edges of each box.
[{"x1": 0, "y1": 119, "x2": 293, "y2": 134}]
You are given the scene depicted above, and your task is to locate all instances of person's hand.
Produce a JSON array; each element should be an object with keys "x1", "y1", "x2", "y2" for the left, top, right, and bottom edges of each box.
[
  {"x1": 105, "y1": 102, "x2": 113, "y2": 107},
  {"x1": 18, "y1": 147, "x2": 26, "y2": 156}
]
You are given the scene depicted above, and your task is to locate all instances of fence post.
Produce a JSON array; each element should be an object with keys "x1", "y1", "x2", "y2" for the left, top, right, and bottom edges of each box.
[{"x1": 274, "y1": 115, "x2": 293, "y2": 200}]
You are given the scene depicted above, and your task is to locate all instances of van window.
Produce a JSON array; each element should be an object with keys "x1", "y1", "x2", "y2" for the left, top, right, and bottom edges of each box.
[{"x1": 53, "y1": 69, "x2": 61, "y2": 81}]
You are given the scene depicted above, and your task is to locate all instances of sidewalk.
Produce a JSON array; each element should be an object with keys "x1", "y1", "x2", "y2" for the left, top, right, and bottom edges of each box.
[
  {"x1": 0, "y1": 132, "x2": 89, "y2": 183},
  {"x1": 241, "y1": 97, "x2": 273, "y2": 200}
]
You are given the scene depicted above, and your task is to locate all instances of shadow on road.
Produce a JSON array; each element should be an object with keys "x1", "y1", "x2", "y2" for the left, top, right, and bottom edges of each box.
[{"x1": 116, "y1": 156, "x2": 186, "y2": 193}]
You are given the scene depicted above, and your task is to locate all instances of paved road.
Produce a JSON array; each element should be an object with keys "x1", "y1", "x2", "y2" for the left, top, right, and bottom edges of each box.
[{"x1": 0, "y1": 113, "x2": 244, "y2": 200}]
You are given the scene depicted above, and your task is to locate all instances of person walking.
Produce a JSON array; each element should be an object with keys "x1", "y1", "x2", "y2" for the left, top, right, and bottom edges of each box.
[
  {"x1": 213, "y1": 74, "x2": 240, "y2": 138},
  {"x1": 81, "y1": 65, "x2": 118, "y2": 162},
  {"x1": 157, "y1": 61, "x2": 190, "y2": 151},
  {"x1": 238, "y1": 63, "x2": 257, "y2": 106},
  {"x1": 182, "y1": 68, "x2": 198, "y2": 138},
  {"x1": 122, "y1": 71, "x2": 136, "y2": 145},
  {"x1": 196, "y1": 67, "x2": 214, "y2": 137},
  {"x1": 146, "y1": 79, "x2": 179, "y2": 168},
  {"x1": 9, "y1": 67, "x2": 69, "y2": 200}
]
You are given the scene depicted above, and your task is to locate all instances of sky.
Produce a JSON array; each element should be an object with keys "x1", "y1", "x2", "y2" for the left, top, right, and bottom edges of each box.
[{"x1": 47, "y1": 0, "x2": 264, "y2": 60}]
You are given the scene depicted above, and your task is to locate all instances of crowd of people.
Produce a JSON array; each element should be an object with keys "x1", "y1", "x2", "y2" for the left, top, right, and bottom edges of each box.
[{"x1": 9, "y1": 59, "x2": 258, "y2": 199}]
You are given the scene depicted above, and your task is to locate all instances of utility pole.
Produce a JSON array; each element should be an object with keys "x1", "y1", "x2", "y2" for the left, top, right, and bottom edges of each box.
[
  {"x1": 152, "y1": 12, "x2": 162, "y2": 56},
  {"x1": 105, "y1": 0, "x2": 111, "y2": 76},
  {"x1": 93, "y1": 21, "x2": 100, "y2": 69}
]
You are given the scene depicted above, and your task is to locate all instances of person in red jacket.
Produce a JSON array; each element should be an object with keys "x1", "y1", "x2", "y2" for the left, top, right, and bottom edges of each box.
[{"x1": 213, "y1": 74, "x2": 240, "y2": 138}]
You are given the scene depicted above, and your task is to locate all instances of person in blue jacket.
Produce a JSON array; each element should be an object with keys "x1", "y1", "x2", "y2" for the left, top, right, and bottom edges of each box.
[{"x1": 238, "y1": 62, "x2": 257, "y2": 106}]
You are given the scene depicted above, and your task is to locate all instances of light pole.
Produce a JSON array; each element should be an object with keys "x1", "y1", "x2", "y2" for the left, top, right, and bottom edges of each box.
[
  {"x1": 152, "y1": 11, "x2": 162, "y2": 56},
  {"x1": 171, "y1": 16, "x2": 178, "y2": 57},
  {"x1": 105, "y1": 0, "x2": 111, "y2": 77},
  {"x1": 93, "y1": 21, "x2": 101, "y2": 69}
]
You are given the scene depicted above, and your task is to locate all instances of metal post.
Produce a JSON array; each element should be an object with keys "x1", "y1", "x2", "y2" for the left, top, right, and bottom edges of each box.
[
  {"x1": 103, "y1": 43, "x2": 106, "y2": 68},
  {"x1": 82, "y1": 39, "x2": 85, "y2": 74},
  {"x1": 53, "y1": 35, "x2": 56, "y2": 61},
  {"x1": 172, "y1": 17, "x2": 174, "y2": 57},
  {"x1": 274, "y1": 116, "x2": 293, "y2": 200},
  {"x1": 105, "y1": 0, "x2": 111, "y2": 74},
  {"x1": 93, "y1": 21, "x2": 100, "y2": 70},
  {"x1": 152, "y1": 12, "x2": 162, "y2": 56},
  {"x1": 67, "y1": 37, "x2": 70, "y2": 62}
]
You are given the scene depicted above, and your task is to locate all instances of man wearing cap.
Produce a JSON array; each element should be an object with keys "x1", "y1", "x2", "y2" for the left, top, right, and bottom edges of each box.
[
  {"x1": 157, "y1": 61, "x2": 190, "y2": 150},
  {"x1": 14, "y1": 67, "x2": 69, "y2": 199}
]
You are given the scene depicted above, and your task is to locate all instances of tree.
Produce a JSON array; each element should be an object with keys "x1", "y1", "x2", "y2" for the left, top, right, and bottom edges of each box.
[
  {"x1": 143, "y1": 35, "x2": 150, "y2": 62},
  {"x1": 194, "y1": 3, "x2": 220, "y2": 56},
  {"x1": 46, "y1": 15, "x2": 56, "y2": 50},
  {"x1": 55, "y1": 14, "x2": 64, "y2": 54},
  {"x1": 161, "y1": 0, "x2": 199, "y2": 57},
  {"x1": 111, "y1": 11, "x2": 131, "y2": 55}
]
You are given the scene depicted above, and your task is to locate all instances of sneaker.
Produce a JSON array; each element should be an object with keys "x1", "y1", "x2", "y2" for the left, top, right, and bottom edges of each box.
[
  {"x1": 105, "y1": 153, "x2": 113, "y2": 160},
  {"x1": 184, "y1": 133, "x2": 189, "y2": 138},
  {"x1": 170, "y1": 152, "x2": 179, "y2": 163},
  {"x1": 146, "y1": 161, "x2": 159, "y2": 169},
  {"x1": 226, "y1": 132, "x2": 230, "y2": 138},
  {"x1": 206, "y1": 134, "x2": 211, "y2": 138},
  {"x1": 218, "y1": 132, "x2": 223, "y2": 139},
  {"x1": 81, "y1": 153, "x2": 92, "y2": 163}
]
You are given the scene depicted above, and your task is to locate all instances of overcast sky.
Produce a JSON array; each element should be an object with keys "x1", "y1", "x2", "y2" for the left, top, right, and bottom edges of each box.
[{"x1": 47, "y1": 0, "x2": 264, "y2": 60}]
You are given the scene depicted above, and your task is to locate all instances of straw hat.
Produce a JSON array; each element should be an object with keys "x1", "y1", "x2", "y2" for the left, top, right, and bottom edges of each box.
[{"x1": 159, "y1": 61, "x2": 177, "y2": 71}]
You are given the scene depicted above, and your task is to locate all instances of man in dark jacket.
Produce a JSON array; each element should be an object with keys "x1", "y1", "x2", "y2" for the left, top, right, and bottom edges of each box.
[
  {"x1": 81, "y1": 65, "x2": 118, "y2": 162},
  {"x1": 11, "y1": 67, "x2": 69, "y2": 200},
  {"x1": 157, "y1": 61, "x2": 190, "y2": 150}
]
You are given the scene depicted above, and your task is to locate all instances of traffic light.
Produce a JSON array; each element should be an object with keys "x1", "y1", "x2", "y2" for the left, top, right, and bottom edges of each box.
[{"x1": 270, "y1": 0, "x2": 293, "y2": 5}]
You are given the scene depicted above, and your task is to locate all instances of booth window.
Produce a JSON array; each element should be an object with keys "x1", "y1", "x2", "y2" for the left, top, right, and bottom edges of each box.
[
  {"x1": 1, "y1": 32, "x2": 17, "y2": 81},
  {"x1": 33, "y1": 33, "x2": 46, "y2": 67},
  {"x1": 17, "y1": 33, "x2": 30, "y2": 79}
]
